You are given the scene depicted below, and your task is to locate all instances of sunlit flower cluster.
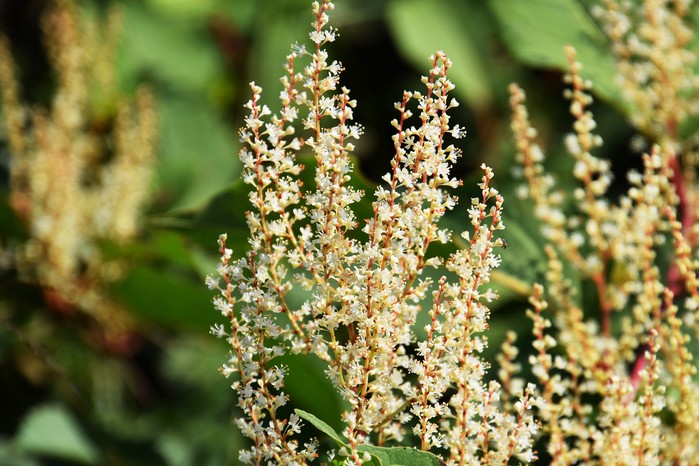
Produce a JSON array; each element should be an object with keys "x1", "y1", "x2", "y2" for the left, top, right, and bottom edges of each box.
[
  {"x1": 208, "y1": 1, "x2": 536, "y2": 464},
  {"x1": 210, "y1": 0, "x2": 699, "y2": 464}
]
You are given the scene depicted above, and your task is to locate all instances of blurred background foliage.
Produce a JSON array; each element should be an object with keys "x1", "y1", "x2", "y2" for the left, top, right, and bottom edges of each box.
[{"x1": 0, "y1": 0, "x2": 694, "y2": 464}]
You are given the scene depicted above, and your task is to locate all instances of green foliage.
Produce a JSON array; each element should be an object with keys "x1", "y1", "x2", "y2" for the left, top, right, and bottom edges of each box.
[
  {"x1": 387, "y1": 0, "x2": 491, "y2": 111},
  {"x1": 2, "y1": 0, "x2": 697, "y2": 464},
  {"x1": 15, "y1": 405, "x2": 100, "y2": 464},
  {"x1": 297, "y1": 410, "x2": 444, "y2": 466},
  {"x1": 156, "y1": 97, "x2": 240, "y2": 212},
  {"x1": 489, "y1": 0, "x2": 620, "y2": 107}
]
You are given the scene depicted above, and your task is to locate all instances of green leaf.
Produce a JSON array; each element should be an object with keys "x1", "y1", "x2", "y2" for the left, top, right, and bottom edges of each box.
[
  {"x1": 490, "y1": 214, "x2": 546, "y2": 298},
  {"x1": 361, "y1": 455, "x2": 383, "y2": 466},
  {"x1": 112, "y1": 266, "x2": 214, "y2": 332},
  {"x1": 488, "y1": 0, "x2": 622, "y2": 108},
  {"x1": 294, "y1": 409, "x2": 346, "y2": 447},
  {"x1": 155, "y1": 97, "x2": 240, "y2": 212},
  {"x1": 285, "y1": 412, "x2": 446, "y2": 466},
  {"x1": 246, "y1": 1, "x2": 315, "y2": 113},
  {"x1": 144, "y1": 0, "x2": 218, "y2": 21},
  {"x1": 0, "y1": 439, "x2": 38, "y2": 466},
  {"x1": 356, "y1": 445, "x2": 444, "y2": 466},
  {"x1": 148, "y1": 230, "x2": 199, "y2": 269},
  {"x1": 279, "y1": 354, "x2": 345, "y2": 433},
  {"x1": 156, "y1": 433, "x2": 194, "y2": 466},
  {"x1": 193, "y1": 181, "x2": 250, "y2": 233},
  {"x1": 16, "y1": 404, "x2": 100, "y2": 464},
  {"x1": 155, "y1": 337, "x2": 245, "y2": 464},
  {"x1": 386, "y1": 0, "x2": 492, "y2": 111},
  {"x1": 119, "y1": 1, "x2": 223, "y2": 93}
]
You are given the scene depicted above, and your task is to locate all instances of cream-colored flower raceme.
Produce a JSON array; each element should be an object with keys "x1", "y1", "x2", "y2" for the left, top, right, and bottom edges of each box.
[
  {"x1": 210, "y1": 0, "x2": 699, "y2": 464},
  {"x1": 507, "y1": 0, "x2": 699, "y2": 462},
  {"x1": 207, "y1": 1, "x2": 537, "y2": 464},
  {"x1": 0, "y1": 0, "x2": 157, "y2": 343},
  {"x1": 593, "y1": 0, "x2": 699, "y2": 140}
]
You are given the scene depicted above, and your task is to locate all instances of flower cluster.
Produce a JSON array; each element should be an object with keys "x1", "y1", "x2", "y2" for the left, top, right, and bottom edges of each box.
[
  {"x1": 507, "y1": 1, "x2": 699, "y2": 462},
  {"x1": 208, "y1": 1, "x2": 537, "y2": 464},
  {"x1": 593, "y1": 0, "x2": 699, "y2": 138},
  {"x1": 0, "y1": 0, "x2": 157, "y2": 341},
  {"x1": 210, "y1": 0, "x2": 699, "y2": 464}
]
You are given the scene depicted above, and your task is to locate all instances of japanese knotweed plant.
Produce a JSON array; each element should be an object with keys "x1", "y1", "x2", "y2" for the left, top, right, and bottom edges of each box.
[
  {"x1": 0, "y1": 0, "x2": 157, "y2": 344},
  {"x1": 207, "y1": 1, "x2": 537, "y2": 464},
  {"x1": 505, "y1": 0, "x2": 699, "y2": 464}
]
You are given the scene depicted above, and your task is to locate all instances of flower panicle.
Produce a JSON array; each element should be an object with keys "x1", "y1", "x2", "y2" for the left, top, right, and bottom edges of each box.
[
  {"x1": 507, "y1": 1, "x2": 699, "y2": 461},
  {"x1": 209, "y1": 1, "x2": 536, "y2": 464}
]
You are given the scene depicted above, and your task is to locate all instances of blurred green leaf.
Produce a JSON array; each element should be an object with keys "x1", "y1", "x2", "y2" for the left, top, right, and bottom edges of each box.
[
  {"x1": 16, "y1": 404, "x2": 100, "y2": 464},
  {"x1": 156, "y1": 97, "x2": 240, "y2": 212},
  {"x1": 214, "y1": 0, "x2": 258, "y2": 34},
  {"x1": 161, "y1": 336, "x2": 231, "y2": 394},
  {"x1": 156, "y1": 433, "x2": 193, "y2": 466},
  {"x1": 246, "y1": 1, "x2": 317, "y2": 112},
  {"x1": 148, "y1": 230, "x2": 198, "y2": 269},
  {"x1": 386, "y1": 0, "x2": 492, "y2": 111},
  {"x1": 0, "y1": 439, "x2": 38, "y2": 466},
  {"x1": 156, "y1": 337, "x2": 242, "y2": 465},
  {"x1": 193, "y1": 181, "x2": 249, "y2": 232},
  {"x1": 488, "y1": 0, "x2": 622, "y2": 109},
  {"x1": 282, "y1": 353, "x2": 346, "y2": 431},
  {"x1": 491, "y1": 215, "x2": 546, "y2": 295},
  {"x1": 119, "y1": 1, "x2": 223, "y2": 93},
  {"x1": 186, "y1": 181, "x2": 254, "y2": 261},
  {"x1": 187, "y1": 242, "x2": 222, "y2": 281},
  {"x1": 113, "y1": 267, "x2": 213, "y2": 331},
  {"x1": 144, "y1": 0, "x2": 218, "y2": 21}
]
